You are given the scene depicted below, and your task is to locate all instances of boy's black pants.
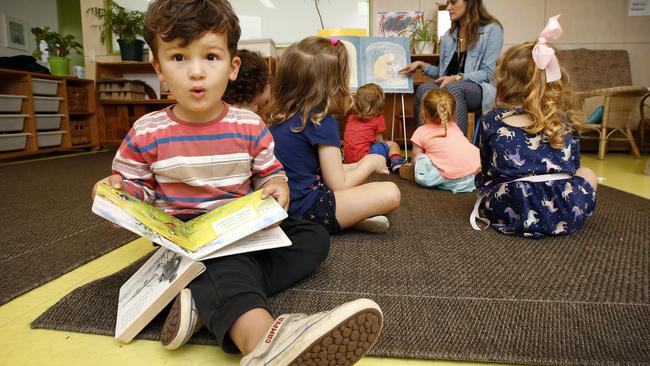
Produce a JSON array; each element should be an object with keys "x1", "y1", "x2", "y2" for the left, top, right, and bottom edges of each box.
[{"x1": 187, "y1": 217, "x2": 330, "y2": 353}]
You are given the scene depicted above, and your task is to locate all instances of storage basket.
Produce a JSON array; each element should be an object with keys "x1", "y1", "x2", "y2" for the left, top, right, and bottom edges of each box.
[
  {"x1": 0, "y1": 132, "x2": 30, "y2": 152},
  {"x1": 33, "y1": 96, "x2": 63, "y2": 113},
  {"x1": 0, "y1": 94, "x2": 26, "y2": 112},
  {"x1": 31, "y1": 78, "x2": 60, "y2": 96},
  {"x1": 0, "y1": 114, "x2": 28, "y2": 132},
  {"x1": 68, "y1": 86, "x2": 89, "y2": 113},
  {"x1": 35, "y1": 114, "x2": 64, "y2": 130},
  {"x1": 37, "y1": 130, "x2": 66, "y2": 147},
  {"x1": 70, "y1": 120, "x2": 90, "y2": 145}
]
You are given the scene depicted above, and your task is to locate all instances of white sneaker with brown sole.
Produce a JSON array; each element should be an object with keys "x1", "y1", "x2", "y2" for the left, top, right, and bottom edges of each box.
[
  {"x1": 240, "y1": 298, "x2": 383, "y2": 366},
  {"x1": 160, "y1": 288, "x2": 203, "y2": 350}
]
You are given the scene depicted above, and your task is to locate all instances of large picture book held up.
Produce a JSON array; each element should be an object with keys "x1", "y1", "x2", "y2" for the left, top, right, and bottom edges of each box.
[
  {"x1": 337, "y1": 36, "x2": 413, "y2": 93},
  {"x1": 92, "y1": 182, "x2": 291, "y2": 261},
  {"x1": 115, "y1": 246, "x2": 205, "y2": 343}
]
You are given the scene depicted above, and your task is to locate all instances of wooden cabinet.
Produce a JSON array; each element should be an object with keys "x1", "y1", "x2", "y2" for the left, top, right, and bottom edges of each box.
[
  {"x1": 95, "y1": 58, "x2": 276, "y2": 144},
  {"x1": 95, "y1": 61, "x2": 174, "y2": 144},
  {"x1": 382, "y1": 54, "x2": 439, "y2": 145},
  {"x1": 0, "y1": 68, "x2": 99, "y2": 160}
]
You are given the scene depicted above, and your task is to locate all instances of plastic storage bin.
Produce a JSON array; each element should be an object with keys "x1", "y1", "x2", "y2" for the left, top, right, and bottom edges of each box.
[
  {"x1": 33, "y1": 96, "x2": 63, "y2": 112},
  {"x1": 0, "y1": 132, "x2": 30, "y2": 152},
  {"x1": 35, "y1": 114, "x2": 64, "y2": 130},
  {"x1": 31, "y1": 78, "x2": 61, "y2": 96},
  {"x1": 37, "y1": 130, "x2": 66, "y2": 147},
  {"x1": 0, "y1": 114, "x2": 28, "y2": 132},
  {"x1": 0, "y1": 94, "x2": 26, "y2": 112}
]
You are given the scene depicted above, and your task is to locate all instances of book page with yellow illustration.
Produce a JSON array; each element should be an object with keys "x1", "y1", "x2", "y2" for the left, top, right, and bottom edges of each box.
[{"x1": 92, "y1": 182, "x2": 291, "y2": 261}]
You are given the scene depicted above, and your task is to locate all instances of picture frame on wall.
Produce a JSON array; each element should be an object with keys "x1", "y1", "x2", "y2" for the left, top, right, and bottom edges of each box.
[
  {"x1": 2, "y1": 14, "x2": 30, "y2": 51},
  {"x1": 376, "y1": 11, "x2": 424, "y2": 38}
]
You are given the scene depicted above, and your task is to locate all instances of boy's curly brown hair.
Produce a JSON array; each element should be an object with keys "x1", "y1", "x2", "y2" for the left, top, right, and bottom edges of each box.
[
  {"x1": 144, "y1": 0, "x2": 240, "y2": 60},
  {"x1": 223, "y1": 49, "x2": 270, "y2": 106}
]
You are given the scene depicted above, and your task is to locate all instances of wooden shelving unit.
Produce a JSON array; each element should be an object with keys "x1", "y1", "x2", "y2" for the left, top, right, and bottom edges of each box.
[
  {"x1": 95, "y1": 58, "x2": 276, "y2": 144},
  {"x1": 95, "y1": 61, "x2": 174, "y2": 144},
  {"x1": 0, "y1": 68, "x2": 99, "y2": 160}
]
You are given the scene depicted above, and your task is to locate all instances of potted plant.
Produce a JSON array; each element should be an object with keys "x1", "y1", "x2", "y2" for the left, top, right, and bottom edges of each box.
[
  {"x1": 409, "y1": 17, "x2": 437, "y2": 55},
  {"x1": 31, "y1": 26, "x2": 83, "y2": 76},
  {"x1": 87, "y1": 2, "x2": 146, "y2": 61}
]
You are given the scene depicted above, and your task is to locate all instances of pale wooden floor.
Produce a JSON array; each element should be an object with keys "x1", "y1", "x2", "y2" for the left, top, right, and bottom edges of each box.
[{"x1": 0, "y1": 152, "x2": 647, "y2": 366}]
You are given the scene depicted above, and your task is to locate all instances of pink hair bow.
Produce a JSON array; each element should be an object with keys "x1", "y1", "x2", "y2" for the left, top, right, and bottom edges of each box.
[
  {"x1": 532, "y1": 14, "x2": 563, "y2": 83},
  {"x1": 330, "y1": 38, "x2": 340, "y2": 45}
]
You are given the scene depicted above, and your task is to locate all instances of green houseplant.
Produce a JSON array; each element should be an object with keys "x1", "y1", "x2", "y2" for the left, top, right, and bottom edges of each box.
[
  {"x1": 87, "y1": 2, "x2": 146, "y2": 61},
  {"x1": 409, "y1": 17, "x2": 437, "y2": 55},
  {"x1": 31, "y1": 26, "x2": 83, "y2": 76}
]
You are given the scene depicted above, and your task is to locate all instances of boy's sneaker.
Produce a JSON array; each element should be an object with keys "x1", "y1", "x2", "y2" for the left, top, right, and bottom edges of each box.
[
  {"x1": 399, "y1": 163, "x2": 415, "y2": 181},
  {"x1": 240, "y1": 298, "x2": 383, "y2": 366},
  {"x1": 389, "y1": 155, "x2": 406, "y2": 173},
  {"x1": 353, "y1": 215, "x2": 389, "y2": 233},
  {"x1": 160, "y1": 288, "x2": 203, "y2": 350}
]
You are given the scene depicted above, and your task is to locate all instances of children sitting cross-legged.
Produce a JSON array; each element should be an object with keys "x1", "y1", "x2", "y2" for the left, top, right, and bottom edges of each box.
[
  {"x1": 92, "y1": 1, "x2": 384, "y2": 365},
  {"x1": 343, "y1": 82, "x2": 405, "y2": 172},
  {"x1": 398, "y1": 88, "x2": 480, "y2": 193},
  {"x1": 266, "y1": 37, "x2": 401, "y2": 234},
  {"x1": 473, "y1": 15, "x2": 597, "y2": 238},
  {"x1": 222, "y1": 49, "x2": 271, "y2": 113}
]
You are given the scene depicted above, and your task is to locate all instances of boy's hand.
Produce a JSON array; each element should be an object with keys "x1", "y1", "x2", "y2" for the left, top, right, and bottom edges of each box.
[
  {"x1": 261, "y1": 179, "x2": 290, "y2": 212},
  {"x1": 91, "y1": 174, "x2": 124, "y2": 198},
  {"x1": 91, "y1": 174, "x2": 124, "y2": 229}
]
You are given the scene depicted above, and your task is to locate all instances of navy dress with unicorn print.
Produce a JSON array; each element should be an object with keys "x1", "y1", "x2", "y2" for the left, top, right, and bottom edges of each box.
[{"x1": 476, "y1": 108, "x2": 596, "y2": 238}]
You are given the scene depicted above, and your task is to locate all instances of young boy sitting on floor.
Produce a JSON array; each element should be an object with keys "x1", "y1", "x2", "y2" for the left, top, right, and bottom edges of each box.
[{"x1": 92, "y1": 1, "x2": 384, "y2": 365}]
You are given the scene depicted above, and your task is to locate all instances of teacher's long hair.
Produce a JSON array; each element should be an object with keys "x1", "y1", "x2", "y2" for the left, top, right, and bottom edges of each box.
[{"x1": 450, "y1": 0, "x2": 502, "y2": 50}]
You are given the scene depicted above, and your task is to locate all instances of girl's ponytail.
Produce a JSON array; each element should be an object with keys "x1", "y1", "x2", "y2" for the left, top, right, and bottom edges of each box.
[{"x1": 421, "y1": 88, "x2": 456, "y2": 138}]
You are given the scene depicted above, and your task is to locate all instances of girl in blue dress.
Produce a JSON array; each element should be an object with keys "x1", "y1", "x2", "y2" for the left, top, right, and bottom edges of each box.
[
  {"x1": 266, "y1": 37, "x2": 401, "y2": 234},
  {"x1": 473, "y1": 15, "x2": 597, "y2": 238}
]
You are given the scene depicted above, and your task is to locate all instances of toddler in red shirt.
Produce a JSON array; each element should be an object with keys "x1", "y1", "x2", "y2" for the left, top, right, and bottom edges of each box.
[{"x1": 343, "y1": 83, "x2": 405, "y2": 172}]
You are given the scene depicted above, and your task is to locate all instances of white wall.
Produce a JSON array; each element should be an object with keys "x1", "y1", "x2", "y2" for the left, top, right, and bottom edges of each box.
[
  {"x1": 372, "y1": 0, "x2": 650, "y2": 87},
  {"x1": 0, "y1": 1, "x2": 59, "y2": 57}
]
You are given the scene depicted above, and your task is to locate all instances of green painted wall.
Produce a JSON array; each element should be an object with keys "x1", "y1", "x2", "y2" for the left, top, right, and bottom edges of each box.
[{"x1": 57, "y1": 0, "x2": 84, "y2": 68}]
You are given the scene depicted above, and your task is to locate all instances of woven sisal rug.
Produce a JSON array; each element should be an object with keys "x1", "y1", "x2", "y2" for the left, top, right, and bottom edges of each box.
[
  {"x1": 0, "y1": 152, "x2": 137, "y2": 304},
  {"x1": 31, "y1": 175, "x2": 650, "y2": 365}
]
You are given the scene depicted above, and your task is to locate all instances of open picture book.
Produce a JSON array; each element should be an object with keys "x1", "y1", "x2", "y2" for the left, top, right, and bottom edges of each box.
[
  {"x1": 115, "y1": 246, "x2": 205, "y2": 343},
  {"x1": 92, "y1": 182, "x2": 291, "y2": 261},
  {"x1": 336, "y1": 36, "x2": 413, "y2": 93}
]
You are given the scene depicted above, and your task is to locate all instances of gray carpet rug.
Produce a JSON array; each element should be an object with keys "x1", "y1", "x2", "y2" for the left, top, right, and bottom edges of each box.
[
  {"x1": 0, "y1": 151, "x2": 137, "y2": 304},
  {"x1": 31, "y1": 175, "x2": 650, "y2": 365}
]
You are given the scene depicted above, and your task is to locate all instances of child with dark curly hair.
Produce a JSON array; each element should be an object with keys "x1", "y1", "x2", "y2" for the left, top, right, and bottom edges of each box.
[{"x1": 223, "y1": 49, "x2": 271, "y2": 113}]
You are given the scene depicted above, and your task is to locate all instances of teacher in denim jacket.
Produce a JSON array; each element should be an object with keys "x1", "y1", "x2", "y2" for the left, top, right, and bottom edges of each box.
[{"x1": 400, "y1": 0, "x2": 503, "y2": 135}]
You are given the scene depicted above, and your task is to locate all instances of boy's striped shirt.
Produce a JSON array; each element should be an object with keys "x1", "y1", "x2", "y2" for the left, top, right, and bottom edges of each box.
[{"x1": 113, "y1": 104, "x2": 286, "y2": 215}]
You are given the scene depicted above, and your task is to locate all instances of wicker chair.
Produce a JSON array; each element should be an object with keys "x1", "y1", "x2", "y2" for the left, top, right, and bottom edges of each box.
[
  {"x1": 639, "y1": 93, "x2": 650, "y2": 152},
  {"x1": 577, "y1": 86, "x2": 646, "y2": 159},
  {"x1": 558, "y1": 48, "x2": 646, "y2": 160}
]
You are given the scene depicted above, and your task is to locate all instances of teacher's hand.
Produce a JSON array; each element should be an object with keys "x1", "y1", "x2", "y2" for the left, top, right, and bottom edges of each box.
[
  {"x1": 399, "y1": 61, "x2": 428, "y2": 74},
  {"x1": 434, "y1": 75, "x2": 459, "y2": 88}
]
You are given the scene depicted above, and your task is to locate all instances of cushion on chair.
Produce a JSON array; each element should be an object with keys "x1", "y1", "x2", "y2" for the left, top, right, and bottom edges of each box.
[{"x1": 587, "y1": 105, "x2": 604, "y2": 124}]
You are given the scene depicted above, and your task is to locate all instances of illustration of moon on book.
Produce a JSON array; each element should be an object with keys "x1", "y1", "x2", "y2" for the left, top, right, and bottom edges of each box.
[
  {"x1": 338, "y1": 36, "x2": 413, "y2": 93},
  {"x1": 365, "y1": 42, "x2": 409, "y2": 90},
  {"x1": 122, "y1": 249, "x2": 183, "y2": 303}
]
